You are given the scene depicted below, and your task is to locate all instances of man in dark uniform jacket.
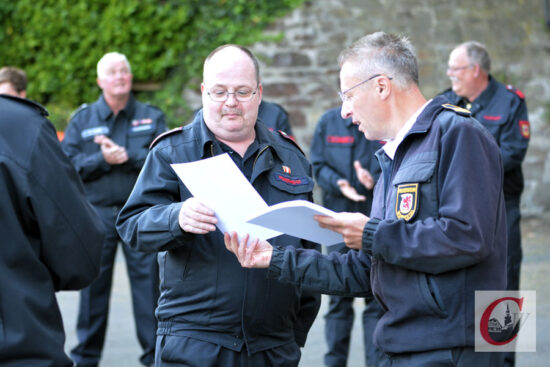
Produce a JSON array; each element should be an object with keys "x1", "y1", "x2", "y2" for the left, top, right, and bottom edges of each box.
[
  {"x1": 225, "y1": 32, "x2": 507, "y2": 367},
  {"x1": 0, "y1": 95, "x2": 104, "y2": 367},
  {"x1": 442, "y1": 40, "x2": 530, "y2": 367},
  {"x1": 258, "y1": 100, "x2": 294, "y2": 137},
  {"x1": 117, "y1": 44, "x2": 321, "y2": 367},
  {"x1": 62, "y1": 52, "x2": 166, "y2": 367},
  {"x1": 310, "y1": 106, "x2": 383, "y2": 367}
]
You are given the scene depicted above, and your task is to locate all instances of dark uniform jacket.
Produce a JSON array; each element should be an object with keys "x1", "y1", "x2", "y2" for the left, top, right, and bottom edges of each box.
[
  {"x1": 267, "y1": 96, "x2": 507, "y2": 354},
  {"x1": 116, "y1": 111, "x2": 321, "y2": 355},
  {"x1": 310, "y1": 106, "x2": 381, "y2": 214},
  {"x1": 443, "y1": 76, "x2": 529, "y2": 199},
  {"x1": 0, "y1": 96, "x2": 104, "y2": 366},
  {"x1": 61, "y1": 94, "x2": 166, "y2": 207},
  {"x1": 257, "y1": 100, "x2": 294, "y2": 137}
]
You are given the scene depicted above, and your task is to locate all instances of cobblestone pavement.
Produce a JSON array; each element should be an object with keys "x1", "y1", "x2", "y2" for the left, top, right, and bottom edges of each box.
[{"x1": 57, "y1": 217, "x2": 549, "y2": 366}]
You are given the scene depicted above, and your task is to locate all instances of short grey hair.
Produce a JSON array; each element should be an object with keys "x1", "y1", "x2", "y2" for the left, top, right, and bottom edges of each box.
[
  {"x1": 338, "y1": 31, "x2": 419, "y2": 88},
  {"x1": 97, "y1": 52, "x2": 131, "y2": 79},
  {"x1": 459, "y1": 41, "x2": 491, "y2": 74}
]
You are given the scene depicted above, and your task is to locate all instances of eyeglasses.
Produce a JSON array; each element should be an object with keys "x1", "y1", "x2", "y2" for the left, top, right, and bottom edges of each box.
[
  {"x1": 206, "y1": 87, "x2": 258, "y2": 102},
  {"x1": 338, "y1": 74, "x2": 392, "y2": 102},
  {"x1": 447, "y1": 64, "x2": 472, "y2": 73}
]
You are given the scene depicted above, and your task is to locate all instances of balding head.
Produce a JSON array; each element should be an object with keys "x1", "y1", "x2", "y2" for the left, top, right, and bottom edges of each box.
[{"x1": 200, "y1": 45, "x2": 263, "y2": 149}]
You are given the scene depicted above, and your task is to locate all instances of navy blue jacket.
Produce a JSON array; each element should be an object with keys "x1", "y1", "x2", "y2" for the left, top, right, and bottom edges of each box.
[
  {"x1": 258, "y1": 100, "x2": 294, "y2": 137},
  {"x1": 0, "y1": 96, "x2": 104, "y2": 366},
  {"x1": 62, "y1": 94, "x2": 166, "y2": 207},
  {"x1": 310, "y1": 106, "x2": 381, "y2": 214},
  {"x1": 443, "y1": 76, "x2": 529, "y2": 198},
  {"x1": 267, "y1": 96, "x2": 507, "y2": 354},
  {"x1": 116, "y1": 111, "x2": 321, "y2": 354}
]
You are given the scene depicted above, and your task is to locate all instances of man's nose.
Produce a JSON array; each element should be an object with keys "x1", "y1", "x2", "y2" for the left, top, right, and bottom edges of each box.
[
  {"x1": 341, "y1": 101, "x2": 352, "y2": 120},
  {"x1": 224, "y1": 93, "x2": 239, "y2": 106}
]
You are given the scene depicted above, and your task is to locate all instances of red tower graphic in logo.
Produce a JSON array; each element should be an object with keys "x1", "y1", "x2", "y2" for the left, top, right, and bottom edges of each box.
[{"x1": 480, "y1": 297, "x2": 525, "y2": 345}]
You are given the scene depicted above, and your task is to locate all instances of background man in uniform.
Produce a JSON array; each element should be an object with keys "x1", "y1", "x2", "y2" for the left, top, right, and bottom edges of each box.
[
  {"x1": 442, "y1": 40, "x2": 530, "y2": 367},
  {"x1": 62, "y1": 52, "x2": 166, "y2": 367},
  {"x1": 258, "y1": 99, "x2": 294, "y2": 137},
  {"x1": 0, "y1": 95, "x2": 104, "y2": 366},
  {"x1": 116, "y1": 44, "x2": 321, "y2": 367},
  {"x1": 310, "y1": 106, "x2": 382, "y2": 367},
  {"x1": 225, "y1": 31, "x2": 507, "y2": 367},
  {"x1": 0, "y1": 66, "x2": 27, "y2": 97}
]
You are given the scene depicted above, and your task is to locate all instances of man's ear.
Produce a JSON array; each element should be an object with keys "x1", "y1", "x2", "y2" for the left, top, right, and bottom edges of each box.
[
  {"x1": 473, "y1": 64, "x2": 481, "y2": 78},
  {"x1": 377, "y1": 76, "x2": 391, "y2": 100}
]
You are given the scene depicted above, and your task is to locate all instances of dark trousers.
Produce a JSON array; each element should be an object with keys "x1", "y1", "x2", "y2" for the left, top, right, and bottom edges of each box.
[
  {"x1": 379, "y1": 347, "x2": 499, "y2": 366},
  {"x1": 503, "y1": 197, "x2": 522, "y2": 367},
  {"x1": 324, "y1": 244, "x2": 383, "y2": 367},
  {"x1": 71, "y1": 205, "x2": 159, "y2": 367},
  {"x1": 155, "y1": 335, "x2": 301, "y2": 367}
]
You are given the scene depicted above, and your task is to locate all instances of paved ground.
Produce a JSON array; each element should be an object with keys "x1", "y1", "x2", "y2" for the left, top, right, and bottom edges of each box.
[{"x1": 57, "y1": 217, "x2": 550, "y2": 366}]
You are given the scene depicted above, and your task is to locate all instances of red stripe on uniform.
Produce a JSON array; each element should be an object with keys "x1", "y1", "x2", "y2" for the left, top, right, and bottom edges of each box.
[
  {"x1": 327, "y1": 136, "x2": 354, "y2": 144},
  {"x1": 278, "y1": 175, "x2": 302, "y2": 185}
]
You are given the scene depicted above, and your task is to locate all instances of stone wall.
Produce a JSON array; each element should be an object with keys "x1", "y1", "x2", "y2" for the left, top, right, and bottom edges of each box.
[
  {"x1": 184, "y1": 0, "x2": 550, "y2": 216},
  {"x1": 250, "y1": 0, "x2": 550, "y2": 217}
]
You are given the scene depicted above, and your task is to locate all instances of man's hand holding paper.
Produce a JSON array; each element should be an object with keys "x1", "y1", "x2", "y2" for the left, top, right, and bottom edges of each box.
[
  {"x1": 179, "y1": 197, "x2": 218, "y2": 234},
  {"x1": 315, "y1": 212, "x2": 369, "y2": 250}
]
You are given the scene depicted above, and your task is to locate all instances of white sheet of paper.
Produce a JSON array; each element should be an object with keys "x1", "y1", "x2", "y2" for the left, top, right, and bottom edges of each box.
[
  {"x1": 171, "y1": 154, "x2": 282, "y2": 240},
  {"x1": 246, "y1": 200, "x2": 344, "y2": 246}
]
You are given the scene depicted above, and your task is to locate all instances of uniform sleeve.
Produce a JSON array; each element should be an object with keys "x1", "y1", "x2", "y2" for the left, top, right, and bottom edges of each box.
[
  {"x1": 126, "y1": 109, "x2": 167, "y2": 171},
  {"x1": 292, "y1": 239, "x2": 321, "y2": 347},
  {"x1": 268, "y1": 245, "x2": 372, "y2": 297},
  {"x1": 368, "y1": 119, "x2": 505, "y2": 274},
  {"x1": 31, "y1": 122, "x2": 104, "y2": 291},
  {"x1": 61, "y1": 114, "x2": 111, "y2": 180},
  {"x1": 116, "y1": 147, "x2": 192, "y2": 253},
  {"x1": 310, "y1": 116, "x2": 342, "y2": 194},
  {"x1": 499, "y1": 97, "x2": 529, "y2": 173}
]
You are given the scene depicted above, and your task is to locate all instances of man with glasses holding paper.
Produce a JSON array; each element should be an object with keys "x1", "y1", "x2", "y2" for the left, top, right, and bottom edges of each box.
[
  {"x1": 117, "y1": 44, "x2": 320, "y2": 367},
  {"x1": 225, "y1": 32, "x2": 507, "y2": 366}
]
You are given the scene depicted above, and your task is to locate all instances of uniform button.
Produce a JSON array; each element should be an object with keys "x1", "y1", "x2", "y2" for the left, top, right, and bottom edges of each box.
[{"x1": 233, "y1": 342, "x2": 238, "y2": 346}]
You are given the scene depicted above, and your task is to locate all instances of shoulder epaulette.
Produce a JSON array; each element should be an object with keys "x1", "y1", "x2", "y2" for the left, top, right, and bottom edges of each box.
[
  {"x1": 150, "y1": 126, "x2": 183, "y2": 149},
  {"x1": 70, "y1": 103, "x2": 89, "y2": 119},
  {"x1": 441, "y1": 103, "x2": 471, "y2": 116},
  {"x1": 277, "y1": 130, "x2": 304, "y2": 155},
  {"x1": 506, "y1": 84, "x2": 525, "y2": 100},
  {"x1": 0, "y1": 95, "x2": 49, "y2": 116}
]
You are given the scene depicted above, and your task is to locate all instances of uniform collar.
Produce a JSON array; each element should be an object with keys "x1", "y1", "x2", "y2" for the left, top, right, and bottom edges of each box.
[
  {"x1": 383, "y1": 99, "x2": 431, "y2": 159},
  {"x1": 450, "y1": 75, "x2": 497, "y2": 111},
  {"x1": 97, "y1": 93, "x2": 136, "y2": 120},
  {"x1": 471, "y1": 75, "x2": 497, "y2": 109}
]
